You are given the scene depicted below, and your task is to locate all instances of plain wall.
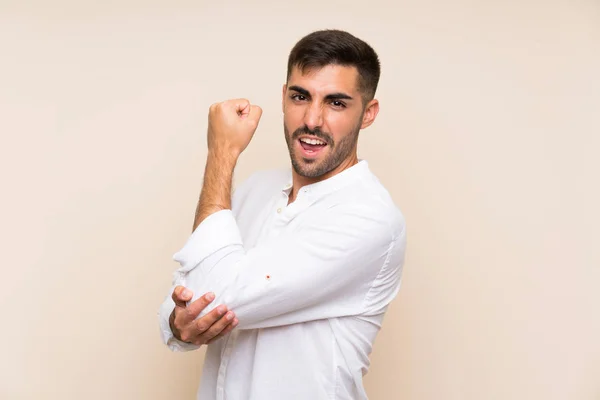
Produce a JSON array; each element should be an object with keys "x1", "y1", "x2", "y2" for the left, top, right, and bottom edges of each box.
[{"x1": 1, "y1": 0, "x2": 598, "y2": 399}]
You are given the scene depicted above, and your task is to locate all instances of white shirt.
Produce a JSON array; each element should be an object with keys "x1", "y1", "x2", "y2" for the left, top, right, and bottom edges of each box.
[{"x1": 158, "y1": 160, "x2": 406, "y2": 400}]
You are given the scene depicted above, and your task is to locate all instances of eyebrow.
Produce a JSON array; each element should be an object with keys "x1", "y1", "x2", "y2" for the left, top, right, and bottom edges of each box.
[{"x1": 288, "y1": 85, "x2": 354, "y2": 101}]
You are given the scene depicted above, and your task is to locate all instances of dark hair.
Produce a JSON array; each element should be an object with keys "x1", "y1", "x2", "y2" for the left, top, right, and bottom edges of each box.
[{"x1": 286, "y1": 29, "x2": 381, "y2": 102}]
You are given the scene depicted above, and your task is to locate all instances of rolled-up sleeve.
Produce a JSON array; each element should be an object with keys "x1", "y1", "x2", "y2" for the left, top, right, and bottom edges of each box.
[
  {"x1": 157, "y1": 212, "x2": 248, "y2": 351},
  {"x1": 169, "y1": 204, "x2": 405, "y2": 331}
]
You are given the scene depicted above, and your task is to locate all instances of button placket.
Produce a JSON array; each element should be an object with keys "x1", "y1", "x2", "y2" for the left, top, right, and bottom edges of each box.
[
  {"x1": 216, "y1": 331, "x2": 238, "y2": 400},
  {"x1": 276, "y1": 192, "x2": 289, "y2": 215}
]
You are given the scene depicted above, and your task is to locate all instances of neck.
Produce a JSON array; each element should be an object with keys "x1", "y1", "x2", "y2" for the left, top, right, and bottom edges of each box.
[{"x1": 288, "y1": 153, "x2": 359, "y2": 204}]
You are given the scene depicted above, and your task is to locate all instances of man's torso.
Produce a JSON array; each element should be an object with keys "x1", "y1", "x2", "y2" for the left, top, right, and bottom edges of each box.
[{"x1": 198, "y1": 162, "x2": 404, "y2": 400}]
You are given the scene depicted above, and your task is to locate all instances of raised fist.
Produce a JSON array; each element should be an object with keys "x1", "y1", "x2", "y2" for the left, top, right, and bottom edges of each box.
[{"x1": 207, "y1": 98, "x2": 263, "y2": 157}]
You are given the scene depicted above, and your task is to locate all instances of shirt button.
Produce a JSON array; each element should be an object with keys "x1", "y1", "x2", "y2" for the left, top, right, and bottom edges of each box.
[{"x1": 277, "y1": 208, "x2": 282, "y2": 213}]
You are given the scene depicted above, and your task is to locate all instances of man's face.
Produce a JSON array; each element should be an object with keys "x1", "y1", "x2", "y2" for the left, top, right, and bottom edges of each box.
[{"x1": 282, "y1": 64, "x2": 377, "y2": 179}]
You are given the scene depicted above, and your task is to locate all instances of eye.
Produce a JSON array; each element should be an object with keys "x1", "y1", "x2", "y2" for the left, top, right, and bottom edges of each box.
[
  {"x1": 330, "y1": 100, "x2": 346, "y2": 108},
  {"x1": 291, "y1": 94, "x2": 307, "y2": 102}
]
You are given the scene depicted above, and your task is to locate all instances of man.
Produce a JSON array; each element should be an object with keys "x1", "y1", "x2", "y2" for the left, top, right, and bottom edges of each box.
[{"x1": 158, "y1": 29, "x2": 406, "y2": 399}]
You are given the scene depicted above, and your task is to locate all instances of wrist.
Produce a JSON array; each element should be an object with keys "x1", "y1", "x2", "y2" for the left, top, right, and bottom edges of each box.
[
  {"x1": 194, "y1": 147, "x2": 236, "y2": 230},
  {"x1": 207, "y1": 147, "x2": 240, "y2": 166}
]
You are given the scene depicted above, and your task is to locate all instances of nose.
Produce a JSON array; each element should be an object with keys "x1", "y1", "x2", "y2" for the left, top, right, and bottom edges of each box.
[{"x1": 303, "y1": 102, "x2": 323, "y2": 131}]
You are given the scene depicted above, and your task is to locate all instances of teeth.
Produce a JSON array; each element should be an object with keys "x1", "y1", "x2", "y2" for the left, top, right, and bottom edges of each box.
[{"x1": 300, "y1": 137, "x2": 325, "y2": 145}]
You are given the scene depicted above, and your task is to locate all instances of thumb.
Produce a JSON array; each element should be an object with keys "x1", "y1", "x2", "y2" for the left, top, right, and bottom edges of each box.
[{"x1": 172, "y1": 285, "x2": 193, "y2": 308}]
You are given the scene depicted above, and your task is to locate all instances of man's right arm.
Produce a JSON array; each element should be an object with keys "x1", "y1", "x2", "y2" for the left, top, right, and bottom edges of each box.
[{"x1": 158, "y1": 156, "x2": 260, "y2": 350}]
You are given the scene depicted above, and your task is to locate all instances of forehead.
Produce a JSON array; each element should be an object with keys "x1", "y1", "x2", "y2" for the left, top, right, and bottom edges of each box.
[{"x1": 288, "y1": 64, "x2": 360, "y2": 95}]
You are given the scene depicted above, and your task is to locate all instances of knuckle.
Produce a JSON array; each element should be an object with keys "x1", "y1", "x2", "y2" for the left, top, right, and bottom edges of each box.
[
  {"x1": 183, "y1": 307, "x2": 195, "y2": 320},
  {"x1": 173, "y1": 309, "x2": 184, "y2": 323},
  {"x1": 186, "y1": 305, "x2": 201, "y2": 318},
  {"x1": 179, "y1": 331, "x2": 190, "y2": 342},
  {"x1": 172, "y1": 315, "x2": 180, "y2": 327},
  {"x1": 190, "y1": 336, "x2": 202, "y2": 346}
]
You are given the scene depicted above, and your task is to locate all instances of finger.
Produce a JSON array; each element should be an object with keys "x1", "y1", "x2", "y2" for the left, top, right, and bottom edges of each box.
[
  {"x1": 206, "y1": 317, "x2": 238, "y2": 345},
  {"x1": 177, "y1": 292, "x2": 216, "y2": 337},
  {"x1": 171, "y1": 285, "x2": 193, "y2": 308},
  {"x1": 200, "y1": 310, "x2": 235, "y2": 340},
  {"x1": 186, "y1": 292, "x2": 216, "y2": 318},
  {"x1": 248, "y1": 105, "x2": 263, "y2": 124},
  {"x1": 185, "y1": 304, "x2": 228, "y2": 342},
  {"x1": 177, "y1": 303, "x2": 225, "y2": 343}
]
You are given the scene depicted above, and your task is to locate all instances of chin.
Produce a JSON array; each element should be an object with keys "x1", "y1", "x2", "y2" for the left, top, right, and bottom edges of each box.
[{"x1": 292, "y1": 160, "x2": 326, "y2": 178}]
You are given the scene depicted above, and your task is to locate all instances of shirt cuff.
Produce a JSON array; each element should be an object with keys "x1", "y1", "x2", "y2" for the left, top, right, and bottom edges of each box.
[{"x1": 173, "y1": 210, "x2": 243, "y2": 272}]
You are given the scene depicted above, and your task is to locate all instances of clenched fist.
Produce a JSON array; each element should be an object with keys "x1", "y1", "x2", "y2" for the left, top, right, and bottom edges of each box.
[{"x1": 207, "y1": 99, "x2": 263, "y2": 157}]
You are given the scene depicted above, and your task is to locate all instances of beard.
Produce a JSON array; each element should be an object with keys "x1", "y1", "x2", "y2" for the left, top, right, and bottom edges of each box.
[{"x1": 284, "y1": 119, "x2": 362, "y2": 179}]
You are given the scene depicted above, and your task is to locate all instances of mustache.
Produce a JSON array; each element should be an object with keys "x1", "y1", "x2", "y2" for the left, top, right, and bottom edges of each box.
[{"x1": 291, "y1": 126, "x2": 332, "y2": 145}]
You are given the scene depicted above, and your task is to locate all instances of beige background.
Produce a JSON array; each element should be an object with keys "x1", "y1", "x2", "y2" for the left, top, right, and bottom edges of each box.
[{"x1": 1, "y1": 0, "x2": 598, "y2": 399}]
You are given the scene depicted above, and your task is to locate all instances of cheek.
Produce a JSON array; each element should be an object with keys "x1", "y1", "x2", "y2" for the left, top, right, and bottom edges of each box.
[
  {"x1": 284, "y1": 109, "x2": 304, "y2": 131},
  {"x1": 322, "y1": 111, "x2": 358, "y2": 137}
]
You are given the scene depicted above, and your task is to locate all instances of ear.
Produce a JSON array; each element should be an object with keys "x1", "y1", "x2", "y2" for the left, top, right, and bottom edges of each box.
[
  {"x1": 281, "y1": 83, "x2": 287, "y2": 113},
  {"x1": 360, "y1": 99, "x2": 380, "y2": 129}
]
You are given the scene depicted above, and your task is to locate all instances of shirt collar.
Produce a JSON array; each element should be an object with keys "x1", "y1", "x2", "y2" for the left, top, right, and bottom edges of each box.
[{"x1": 282, "y1": 160, "x2": 370, "y2": 200}]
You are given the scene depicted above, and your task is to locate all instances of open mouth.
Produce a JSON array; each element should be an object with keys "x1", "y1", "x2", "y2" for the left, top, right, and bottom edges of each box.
[{"x1": 298, "y1": 137, "x2": 327, "y2": 157}]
